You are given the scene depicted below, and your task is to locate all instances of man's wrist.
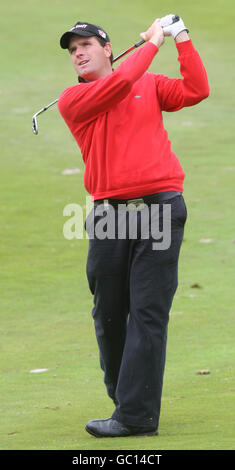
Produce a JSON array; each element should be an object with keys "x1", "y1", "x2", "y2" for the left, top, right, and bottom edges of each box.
[
  {"x1": 174, "y1": 31, "x2": 190, "y2": 43},
  {"x1": 149, "y1": 37, "x2": 162, "y2": 48}
]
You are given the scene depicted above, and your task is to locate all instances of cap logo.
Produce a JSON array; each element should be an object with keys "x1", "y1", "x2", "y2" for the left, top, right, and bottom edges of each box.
[
  {"x1": 98, "y1": 29, "x2": 107, "y2": 39},
  {"x1": 70, "y1": 24, "x2": 88, "y2": 31},
  {"x1": 76, "y1": 24, "x2": 88, "y2": 29}
]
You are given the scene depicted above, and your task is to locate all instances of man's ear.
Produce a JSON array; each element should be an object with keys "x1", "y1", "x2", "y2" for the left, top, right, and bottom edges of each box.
[{"x1": 104, "y1": 42, "x2": 112, "y2": 60}]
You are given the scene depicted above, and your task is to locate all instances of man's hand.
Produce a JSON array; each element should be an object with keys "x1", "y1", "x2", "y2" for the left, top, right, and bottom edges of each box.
[
  {"x1": 140, "y1": 19, "x2": 165, "y2": 49},
  {"x1": 161, "y1": 14, "x2": 189, "y2": 39}
]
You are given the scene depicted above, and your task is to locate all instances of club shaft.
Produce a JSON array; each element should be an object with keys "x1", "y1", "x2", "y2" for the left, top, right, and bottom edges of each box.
[
  {"x1": 35, "y1": 98, "x2": 59, "y2": 117},
  {"x1": 113, "y1": 39, "x2": 145, "y2": 63}
]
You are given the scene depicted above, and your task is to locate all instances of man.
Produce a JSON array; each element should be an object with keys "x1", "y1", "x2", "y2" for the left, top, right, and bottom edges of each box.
[{"x1": 58, "y1": 16, "x2": 209, "y2": 437}]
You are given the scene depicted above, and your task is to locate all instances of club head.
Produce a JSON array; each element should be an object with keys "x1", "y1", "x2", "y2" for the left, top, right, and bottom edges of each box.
[{"x1": 32, "y1": 114, "x2": 38, "y2": 135}]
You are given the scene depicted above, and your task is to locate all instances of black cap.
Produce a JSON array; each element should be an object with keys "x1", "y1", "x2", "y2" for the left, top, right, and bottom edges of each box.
[{"x1": 60, "y1": 22, "x2": 110, "y2": 49}]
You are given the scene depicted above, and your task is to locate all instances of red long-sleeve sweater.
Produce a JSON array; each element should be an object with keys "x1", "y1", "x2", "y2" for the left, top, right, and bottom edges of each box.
[{"x1": 58, "y1": 40, "x2": 209, "y2": 200}]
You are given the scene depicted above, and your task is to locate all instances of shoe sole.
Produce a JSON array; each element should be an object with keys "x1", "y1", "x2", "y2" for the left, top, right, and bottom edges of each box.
[{"x1": 85, "y1": 425, "x2": 158, "y2": 438}]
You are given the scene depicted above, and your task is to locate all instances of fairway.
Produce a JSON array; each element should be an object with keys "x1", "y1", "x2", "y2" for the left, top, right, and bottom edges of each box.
[{"x1": 1, "y1": 0, "x2": 235, "y2": 452}]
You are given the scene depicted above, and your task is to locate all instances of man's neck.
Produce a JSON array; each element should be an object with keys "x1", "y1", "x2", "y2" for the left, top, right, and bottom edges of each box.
[{"x1": 80, "y1": 64, "x2": 113, "y2": 82}]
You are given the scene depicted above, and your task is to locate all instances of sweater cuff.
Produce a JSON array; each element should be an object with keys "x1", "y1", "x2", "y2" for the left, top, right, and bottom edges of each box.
[
  {"x1": 144, "y1": 41, "x2": 159, "y2": 55},
  {"x1": 176, "y1": 39, "x2": 194, "y2": 55}
]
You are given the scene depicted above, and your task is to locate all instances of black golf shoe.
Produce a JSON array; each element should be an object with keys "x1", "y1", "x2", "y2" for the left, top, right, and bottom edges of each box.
[{"x1": 85, "y1": 418, "x2": 158, "y2": 438}]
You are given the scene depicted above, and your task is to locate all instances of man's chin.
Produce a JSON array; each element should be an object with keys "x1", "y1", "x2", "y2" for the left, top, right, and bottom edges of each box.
[
  {"x1": 77, "y1": 64, "x2": 93, "y2": 78},
  {"x1": 77, "y1": 68, "x2": 89, "y2": 78}
]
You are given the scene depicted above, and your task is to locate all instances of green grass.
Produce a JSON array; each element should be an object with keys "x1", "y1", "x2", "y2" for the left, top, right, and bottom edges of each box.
[{"x1": 1, "y1": 0, "x2": 235, "y2": 451}]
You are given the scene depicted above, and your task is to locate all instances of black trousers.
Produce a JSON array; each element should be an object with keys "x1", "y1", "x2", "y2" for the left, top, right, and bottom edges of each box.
[{"x1": 86, "y1": 194, "x2": 187, "y2": 429}]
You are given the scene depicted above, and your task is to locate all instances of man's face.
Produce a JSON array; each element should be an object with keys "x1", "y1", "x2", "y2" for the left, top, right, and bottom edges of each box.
[{"x1": 68, "y1": 35, "x2": 112, "y2": 81}]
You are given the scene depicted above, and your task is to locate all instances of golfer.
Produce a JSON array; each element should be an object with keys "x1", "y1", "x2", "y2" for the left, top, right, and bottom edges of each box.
[{"x1": 58, "y1": 16, "x2": 209, "y2": 437}]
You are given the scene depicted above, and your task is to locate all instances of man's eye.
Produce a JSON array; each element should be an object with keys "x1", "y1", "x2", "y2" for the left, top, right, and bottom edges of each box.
[{"x1": 69, "y1": 42, "x2": 91, "y2": 54}]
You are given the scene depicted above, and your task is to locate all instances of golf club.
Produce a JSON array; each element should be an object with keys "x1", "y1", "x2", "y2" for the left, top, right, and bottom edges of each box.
[{"x1": 32, "y1": 14, "x2": 180, "y2": 135}]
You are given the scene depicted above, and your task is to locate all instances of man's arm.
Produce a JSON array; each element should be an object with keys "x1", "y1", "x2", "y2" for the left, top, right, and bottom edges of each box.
[
  {"x1": 154, "y1": 36, "x2": 210, "y2": 112},
  {"x1": 58, "y1": 43, "x2": 157, "y2": 123},
  {"x1": 141, "y1": 17, "x2": 209, "y2": 112},
  {"x1": 148, "y1": 20, "x2": 209, "y2": 112}
]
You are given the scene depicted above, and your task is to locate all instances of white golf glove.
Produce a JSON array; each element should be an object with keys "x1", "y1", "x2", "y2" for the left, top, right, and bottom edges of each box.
[{"x1": 160, "y1": 14, "x2": 189, "y2": 39}]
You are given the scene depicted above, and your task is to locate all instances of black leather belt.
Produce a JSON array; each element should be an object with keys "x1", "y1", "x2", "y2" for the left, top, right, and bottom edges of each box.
[{"x1": 94, "y1": 191, "x2": 181, "y2": 208}]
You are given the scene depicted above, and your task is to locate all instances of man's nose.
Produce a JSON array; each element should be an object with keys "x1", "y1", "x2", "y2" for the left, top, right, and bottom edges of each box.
[{"x1": 75, "y1": 47, "x2": 84, "y2": 57}]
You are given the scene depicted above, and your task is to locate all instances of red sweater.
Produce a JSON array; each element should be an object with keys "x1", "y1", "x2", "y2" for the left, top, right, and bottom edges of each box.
[{"x1": 58, "y1": 40, "x2": 209, "y2": 200}]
